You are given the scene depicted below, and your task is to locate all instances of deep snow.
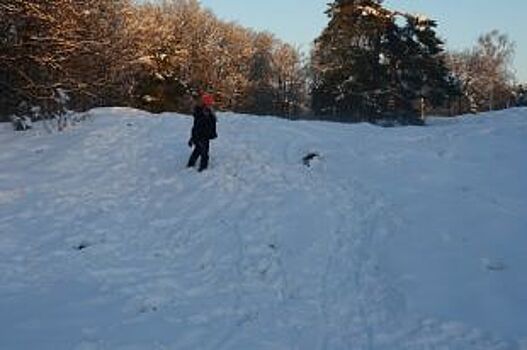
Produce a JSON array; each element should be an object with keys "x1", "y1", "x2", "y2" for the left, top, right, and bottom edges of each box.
[{"x1": 0, "y1": 108, "x2": 526, "y2": 349}]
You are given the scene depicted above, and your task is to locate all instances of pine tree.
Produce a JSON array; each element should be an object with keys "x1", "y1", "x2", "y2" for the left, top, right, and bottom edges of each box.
[
  {"x1": 312, "y1": 0, "x2": 389, "y2": 121},
  {"x1": 311, "y1": 0, "x2": 455, "y2": 122},
  {"x1": 382, "y1": 14, "x2": 455, "y2": 120}
]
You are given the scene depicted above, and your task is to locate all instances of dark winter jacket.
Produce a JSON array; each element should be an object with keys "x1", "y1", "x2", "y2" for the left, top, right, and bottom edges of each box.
[{"x1": 191, "y1": 106, "x2": 217, "y2": 141}]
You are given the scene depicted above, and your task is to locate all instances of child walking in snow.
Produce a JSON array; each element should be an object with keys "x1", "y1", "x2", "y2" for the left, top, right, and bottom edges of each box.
[{"x1": 187, "y1": 93, "x2": 217, "y2": 172}]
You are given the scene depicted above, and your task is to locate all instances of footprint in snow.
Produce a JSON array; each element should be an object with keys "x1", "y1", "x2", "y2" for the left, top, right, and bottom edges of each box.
[{"x1": 481, "y1": 258, "x2": 507, "y2": 272}]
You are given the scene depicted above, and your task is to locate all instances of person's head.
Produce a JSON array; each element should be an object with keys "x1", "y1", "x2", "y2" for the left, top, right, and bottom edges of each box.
[{"x1": 201, "y1": 93, "x2": 214, "y2": 108}]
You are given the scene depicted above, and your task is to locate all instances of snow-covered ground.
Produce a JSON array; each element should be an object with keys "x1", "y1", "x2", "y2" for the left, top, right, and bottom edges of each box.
[{"x1": 0, "y1": 107, "x2": 526, "y2": 350}]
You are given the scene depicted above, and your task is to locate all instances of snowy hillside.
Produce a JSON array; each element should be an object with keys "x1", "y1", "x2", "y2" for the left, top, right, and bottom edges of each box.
[{"x1": 1, "y1": 108, "x2": 526, "y2": 350}]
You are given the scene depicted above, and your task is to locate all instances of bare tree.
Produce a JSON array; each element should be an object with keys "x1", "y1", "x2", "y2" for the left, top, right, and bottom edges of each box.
[
  {"x1": 446, "y1": 30, "x2": 516, "y2": 114},
  {"x1": 1, "y1": 0, "x2": 308, "y2": 121},
  {"x1": 0, "y1": 0, "x2": 134, "y2": 122}
]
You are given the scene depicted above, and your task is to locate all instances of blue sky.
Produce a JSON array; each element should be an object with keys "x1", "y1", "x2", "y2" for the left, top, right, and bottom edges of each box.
[{"x1": 200, "y1": 0, "x2": 527, "y2": 81}]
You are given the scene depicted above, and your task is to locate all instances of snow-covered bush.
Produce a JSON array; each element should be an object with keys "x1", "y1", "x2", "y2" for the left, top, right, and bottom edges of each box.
[{"x1": 10, "y1": 116, "x2": 32, "y2": 131}]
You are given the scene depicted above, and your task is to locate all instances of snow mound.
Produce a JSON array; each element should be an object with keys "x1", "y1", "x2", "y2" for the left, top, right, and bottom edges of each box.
[{"x1": 1, "y1": 107, "x2": 526, "y2": 349}]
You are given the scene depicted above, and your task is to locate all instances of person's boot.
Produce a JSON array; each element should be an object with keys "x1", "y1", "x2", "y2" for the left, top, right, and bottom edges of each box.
[
  {"x1": 198, "y1": 161, "x2": 208, "y2": 172},
  {"x1": 198, "y1": 156, "x2": 209, "y2": 172},
  {"x1": 187, "y1": 149, "x2": 200, "y2": 168}
]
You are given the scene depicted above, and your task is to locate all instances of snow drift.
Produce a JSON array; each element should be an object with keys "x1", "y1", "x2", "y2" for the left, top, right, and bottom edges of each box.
[{"x1": 0, "y1": 108, "x2": 526, "y2": 349}]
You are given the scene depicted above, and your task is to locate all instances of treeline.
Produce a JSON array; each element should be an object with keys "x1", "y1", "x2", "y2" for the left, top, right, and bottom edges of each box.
[
  {"x1": 0, "y1": 0, "x2": 306, "y2": 122},
  {"x1": 0, "y1": 0, "x2": 524, "y2": 124}
]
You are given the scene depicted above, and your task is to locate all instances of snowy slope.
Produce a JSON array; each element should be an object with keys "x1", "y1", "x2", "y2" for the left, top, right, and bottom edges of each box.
[{"x1": 0, "y1": 108, "x2": 526, "y2": 350}]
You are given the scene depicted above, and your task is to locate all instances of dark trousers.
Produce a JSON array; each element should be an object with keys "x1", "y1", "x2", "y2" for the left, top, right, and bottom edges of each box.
[{"x1": 187, "y1": 140, "x2": 210, "y2": 171}]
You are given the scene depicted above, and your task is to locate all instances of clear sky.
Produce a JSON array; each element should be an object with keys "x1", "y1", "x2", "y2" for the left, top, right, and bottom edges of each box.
[{"x1": 200, "y1": 0, "x2": 527, "y2": 82}]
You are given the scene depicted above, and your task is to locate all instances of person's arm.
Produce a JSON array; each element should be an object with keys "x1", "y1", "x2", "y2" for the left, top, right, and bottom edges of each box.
[
  {"x1": 189, "y1": 107, "x2": 198, "y2": 147},
  {"x1": 209, "y1": 109, "x2": 218, "y2": 139}
]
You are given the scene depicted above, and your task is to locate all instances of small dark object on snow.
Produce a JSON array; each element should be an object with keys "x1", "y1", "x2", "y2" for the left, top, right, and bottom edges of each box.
[
  {"x1": 303, "y1": 152, "x2": 320, "y2": 167},
  {"x1": 75, "y1": 242, "x2": 91, "y2": 251},
  {"x1": 268, "y1": 244, "x2": 277, "y2": 250},
  {"x1": 138, "y1": 305, "x2": 158, "y2": 314},
  {"x1": 485, "y1": 260, "x2": 507, "y2": 272}
]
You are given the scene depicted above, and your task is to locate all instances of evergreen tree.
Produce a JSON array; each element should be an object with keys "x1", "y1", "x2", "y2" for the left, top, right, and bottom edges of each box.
[
  {"x1": 311, "y1": 0, "x2": 455, "y2": 122},
  {"x1": 383, "y1": 14, "x2": 455, "y2": 119},
  {"x1": 312, "y1": 0, "x2": 389, "y2": 121}
]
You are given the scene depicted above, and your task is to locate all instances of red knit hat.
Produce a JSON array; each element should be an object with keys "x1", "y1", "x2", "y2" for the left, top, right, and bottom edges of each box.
[{"x1": 202, "y1": 93, "x2": 214, "y2": 107}]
